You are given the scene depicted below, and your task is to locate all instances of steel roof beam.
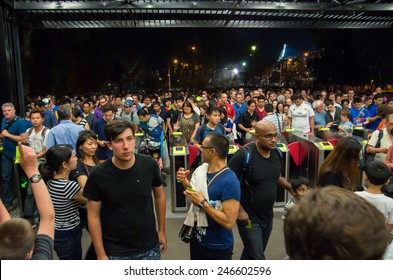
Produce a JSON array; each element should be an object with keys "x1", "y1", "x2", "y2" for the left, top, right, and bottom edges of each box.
[{"x1": 11, "y1": 1, "x2": 393, "y2": 12}]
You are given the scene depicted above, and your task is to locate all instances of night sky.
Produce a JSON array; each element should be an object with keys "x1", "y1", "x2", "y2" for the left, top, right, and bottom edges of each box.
[
  {"x1": 25, "y1": 27, "x2": 393, "y2": 94},
  {"x1": 91, "y1": 28, "x2": 317, "y2": 68}
]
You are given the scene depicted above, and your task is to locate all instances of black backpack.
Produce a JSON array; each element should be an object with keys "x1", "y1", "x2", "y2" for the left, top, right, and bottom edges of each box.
[
  {"x1": 359, "y1": 129, "x2": 383, "y2": 171},
  {"x1": 199, "y1": 123, "x2": 225, "y2": 141},
  {"x1": 241, "y1": 143, "x2": 284, "y2": 187}
]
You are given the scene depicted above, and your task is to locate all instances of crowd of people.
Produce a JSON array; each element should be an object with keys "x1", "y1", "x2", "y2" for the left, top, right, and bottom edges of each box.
[{"x1": 0, "y1": 85, "x2": 393, "y2": 260}]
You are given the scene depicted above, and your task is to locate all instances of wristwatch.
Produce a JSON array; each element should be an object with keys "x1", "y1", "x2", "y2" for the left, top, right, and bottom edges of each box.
[
  {"x1": 197, "y1": 198, "x2": 208, "y2": 209},
  {"x1": 29, "y1": 174, "x2": 42, "y2": 184}
]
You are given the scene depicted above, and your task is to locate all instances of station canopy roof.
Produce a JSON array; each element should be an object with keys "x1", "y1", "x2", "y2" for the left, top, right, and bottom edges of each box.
[{"x1": 4, "y1": 0, "x2": 393, "y2": 29}]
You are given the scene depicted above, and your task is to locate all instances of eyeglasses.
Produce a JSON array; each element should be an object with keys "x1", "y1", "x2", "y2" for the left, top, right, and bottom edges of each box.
[
  {"x1": 254, "y1": 133, "x2": 279, "y2": 140},
  {"x1": 200, "y1": 145, "x2": 215, "y2": 151}
]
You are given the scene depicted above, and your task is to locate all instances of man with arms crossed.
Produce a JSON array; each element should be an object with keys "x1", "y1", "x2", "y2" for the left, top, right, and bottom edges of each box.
[{"x1": 83, "y1": 119, "x2": 167, "y2": 260}]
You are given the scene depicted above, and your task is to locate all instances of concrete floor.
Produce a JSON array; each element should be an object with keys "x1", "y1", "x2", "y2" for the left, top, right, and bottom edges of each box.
[{"x1": 77, "y1": 182, "x2": 287, "y2": 260}]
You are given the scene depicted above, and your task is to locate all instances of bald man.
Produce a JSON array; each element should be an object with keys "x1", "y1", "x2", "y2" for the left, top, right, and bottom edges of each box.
[{"x1": 228, "y1": 120, "x2": 294, "y2": 260}]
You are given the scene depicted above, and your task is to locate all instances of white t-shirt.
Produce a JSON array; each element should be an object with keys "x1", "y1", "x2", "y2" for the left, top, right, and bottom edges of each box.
[
  {"x1": 288, "y1": 102, "x2": 315, "y2": 133},
  {"x1": 26, "y1": 127, "x2": 50, "y2": 164},
  {"x1": 368, "y1": 128, "x2": 392, "y2": 162},
  {"x1": 355, "y1": 191, "x2": 393, "y2": 225}
]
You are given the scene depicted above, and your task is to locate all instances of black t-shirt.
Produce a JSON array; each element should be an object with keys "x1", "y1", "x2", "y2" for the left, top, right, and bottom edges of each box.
[
  {"x1": 83, "y1": 154, "x2": 163, "y2": 256},
  {"x1": 321, "y1": 171, "x2": 342, "y2": 188},
  {"x1": 166, "y1": 108, "x2": 181, "y2": 127},
  {"x1": 238, "y1": 110, "x2": 259, "y2": 133},
  {"x1": 228, "y1": 143, "x2": 281, "y2": 223},
  {"x1": 31, "y1": 234, "x2": 54, "y2": 260},
  {"x1": 71, "y1": 161, "x2": 95, "y2": 181}
]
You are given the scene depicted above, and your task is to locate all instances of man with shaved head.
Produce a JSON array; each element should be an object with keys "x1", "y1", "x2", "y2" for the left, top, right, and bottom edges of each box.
[{"x1": 228, "y1": 120, "x2": 294, "y2": 260}]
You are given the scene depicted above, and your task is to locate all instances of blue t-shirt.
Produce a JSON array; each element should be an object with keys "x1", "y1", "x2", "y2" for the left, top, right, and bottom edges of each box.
[
  {"x1": 366, "y1": 104, "x2": 381, "y2": 130},
  {"x1": 314, "y1": 111, "x2": 326, "y2": 127},
  {"x1": 233, "y1": 103, "x2": 247, "y2": 124},
  {"x1": 1, "y1": 116, "x2": 27, "y2": 158},
  {"x1": 194, "y1": 168, "x2": 240, "y2": 250},
  {"x1": 194, "y1": 124, "x2": 226, "y2": 144},
  {"x1": 350, "y1": 107, "x2": 370, "y2": 127}
]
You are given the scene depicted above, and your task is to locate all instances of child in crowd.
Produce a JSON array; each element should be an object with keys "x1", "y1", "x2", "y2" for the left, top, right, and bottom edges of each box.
[
  {"x1": 355, "y1": 161, "x2": 393, "y2": 231},
  {"x1": 152, "y1": 151, "x2": 163, "y2": 171},
  {"x1": 338, "y1": 110, "x2": 353, "y2": 135},
  {"x1": 282, "y1": 176, "x2": 310, "y2": 219},
  {"x1": 152, "y1": 150, "x2": 167, "y2": 187}
]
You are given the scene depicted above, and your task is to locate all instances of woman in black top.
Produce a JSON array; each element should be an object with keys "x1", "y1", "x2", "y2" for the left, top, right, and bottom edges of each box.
[
  {"x1": 316, "y1": 137, "x2": 362, "y2": 191},
  {"x1": 72, "y1": 130, "x2": 98, "y2": 259}
]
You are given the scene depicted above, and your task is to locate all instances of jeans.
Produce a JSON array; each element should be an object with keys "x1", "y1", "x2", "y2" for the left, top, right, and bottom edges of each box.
[
  {"x1": 108, "y1": 244, "x2": 161, "y2": 260},
  {"x1": 54, "y1": 224, "x2": 83, "y2": 260},
  {"x1": 190, "y1": 237, "x2": 233, "y2": 260},
  {"x1": 23, "y1": 182, "x2": 36, "y2": 217},
  {"x1": 237, "y1": 218, "x2": 273, "y2": 260},
  {"x1": 1, "y1": 155, "x2": 15, "y2": 206}
]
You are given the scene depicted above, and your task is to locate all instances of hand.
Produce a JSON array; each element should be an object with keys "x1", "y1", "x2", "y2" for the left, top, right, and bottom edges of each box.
[
  {"x1": 1, "y1": 129, "x2": 10, "y2": 138},
  {"x1": 380, "y1": 147, "x2": 389, "y2": 154},
  {"x1": 97, "y1": 254, "x2": 109, "y2": 260},
  {"x1": 98, "y1": 140, "x2": 107, "y2": 147},
  {"x1": 176, "y1": 167, "x2": 190, "y2": 182},
  {"x1": 326, "y1": 122, "x2": 332, "y2": 128},
  {"x1": 183, "y1": 190, "x2": 204, "y2": 205},
  {"x1": 237, "y1": 208, "x2": 249, "y2": 224},
  {"x1": 158, "y1": 230, "x2": 167, "y2": 253},
  {"x1": 18, "y1": 142, "x2": 39, "y2": 176}
]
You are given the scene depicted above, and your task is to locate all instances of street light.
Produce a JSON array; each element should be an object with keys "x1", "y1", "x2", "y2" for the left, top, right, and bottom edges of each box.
[
  {"x1": 168, "y1": 59, "x2": 178, "y2": 90},
  {"x1": 250, "y1": 45, "x2": 257, "y2": 86}
]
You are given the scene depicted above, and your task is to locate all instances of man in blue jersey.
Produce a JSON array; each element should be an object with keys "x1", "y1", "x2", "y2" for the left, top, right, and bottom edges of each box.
[{"x1": 177, "y1": 133, "x2": 240, "y2": 260}]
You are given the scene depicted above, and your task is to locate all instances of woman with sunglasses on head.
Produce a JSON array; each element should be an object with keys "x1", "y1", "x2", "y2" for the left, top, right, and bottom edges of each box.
[
  {"x1": 40, "y1": 144, "x2": 87, "y2": 260},
  {"x1": 71, "y1": 130, "x2": 98, "y2": 259}
]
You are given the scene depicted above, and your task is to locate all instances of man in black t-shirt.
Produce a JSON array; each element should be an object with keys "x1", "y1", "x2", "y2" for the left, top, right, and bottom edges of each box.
[
  {"x1": 228, "y1": 120, "x2": 294, "y2": 260},
  {"x1": 83, "y1": 119, "x2": 167, "y2": 260},
  {"x1": 166, "y1": 94, "x2": 184, "y2": 136}
]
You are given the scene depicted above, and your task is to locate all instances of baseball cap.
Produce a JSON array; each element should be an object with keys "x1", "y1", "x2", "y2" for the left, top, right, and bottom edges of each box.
[
  {"x1": 124, "y1": 99, "x2": 133, "y2": 107},
  {"x1": 196, "y1": 96, "x2": 203, "y2": 102},
  {"x1": 42, "y1": 98, "x2": 50, "y2": 104}
]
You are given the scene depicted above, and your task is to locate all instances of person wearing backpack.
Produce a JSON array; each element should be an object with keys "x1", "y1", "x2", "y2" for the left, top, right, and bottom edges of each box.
[
  {"x1": 1, "y1": 102, "x2": 27, "y2": 212},
  {"x1": 193, "y1": 106, "x2": 226, "y2": 152},
  {"x1": 366, "y1": 113, "x2": 393, "y2": 163},
  {"x1": 228, "y1": 120, "x2": 294, "y2": 260},
  {"x1": 24, "y1": 109, "x2": 50, "y2": 226}
]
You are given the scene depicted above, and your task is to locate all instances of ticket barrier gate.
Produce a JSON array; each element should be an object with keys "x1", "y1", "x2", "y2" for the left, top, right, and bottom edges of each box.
[
  {"x1": 352, "y1": 127, "x2": 374, "y2": 140},
  {"x1": 135, "y1": 132, "x2": 144, "y2": 153},
  {"x1": 227, "y1": 144, "x2": 239, "y2": 162},
  {"x1": 285, "y1": 131, "x2": 334, "y2": 187},
  {"x1": 274, "y1": 142, "x2": 290, "y2": 207},
  {"x1": 169, "y1": 132, "x2": 190, "y2": 213}
]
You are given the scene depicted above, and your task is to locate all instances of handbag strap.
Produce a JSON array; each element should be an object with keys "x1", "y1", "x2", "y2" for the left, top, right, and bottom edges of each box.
[{"x1": 207, "y1": 167, "x2": 230, "y2": 187}]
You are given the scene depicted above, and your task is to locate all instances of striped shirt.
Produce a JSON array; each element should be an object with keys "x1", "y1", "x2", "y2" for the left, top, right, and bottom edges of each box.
[
  {"x1": 264, "y1": 113, "x2": 283, "y2": 135},
  {"x1": 47, "y1": 179, "x2": 81, "y2": 231}
]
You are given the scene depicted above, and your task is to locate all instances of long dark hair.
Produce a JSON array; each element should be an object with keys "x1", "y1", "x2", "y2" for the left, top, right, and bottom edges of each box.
[
  {"x1": 316, "y1": 137, "x2": 362, "y2": 191},
  {"x1": 39, "y1": 144, "x2": 73, "y2": 182},
  {"x1": 219, "y1": 106, "x2": 228, "y2": 125},
  {"x1": 76, "y1": 130, "x2": 98, "y2": 164}
]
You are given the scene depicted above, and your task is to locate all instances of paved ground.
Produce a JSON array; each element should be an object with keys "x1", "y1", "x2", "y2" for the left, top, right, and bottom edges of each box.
[
  {"x1": 11, "y1": 175, "x2": 287, "y2": 260},
  {"x1": 77, "y1": 185, "x2": 287, "y2": 260}
]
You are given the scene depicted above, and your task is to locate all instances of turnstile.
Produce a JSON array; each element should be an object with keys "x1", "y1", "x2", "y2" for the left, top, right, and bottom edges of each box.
[
  {"x1": 169, "y1": 132, "x2": 190, "y2": 213},
  {"x1": 275, "y1": 142, "x2": 290, "y2": 207},
  {"x1": 284, "y1": 131, "x2": 334, "y2": 187}
]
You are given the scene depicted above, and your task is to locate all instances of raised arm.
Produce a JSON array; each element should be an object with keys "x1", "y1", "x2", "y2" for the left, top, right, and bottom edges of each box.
[{"x1": 18, "y1": 142, "x2": 54, "y2": 239}]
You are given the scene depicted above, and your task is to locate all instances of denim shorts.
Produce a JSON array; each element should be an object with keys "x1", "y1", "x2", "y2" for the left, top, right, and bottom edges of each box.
[{"x1": 108, "y1": 244, "x2": 161, "y2": 260}]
